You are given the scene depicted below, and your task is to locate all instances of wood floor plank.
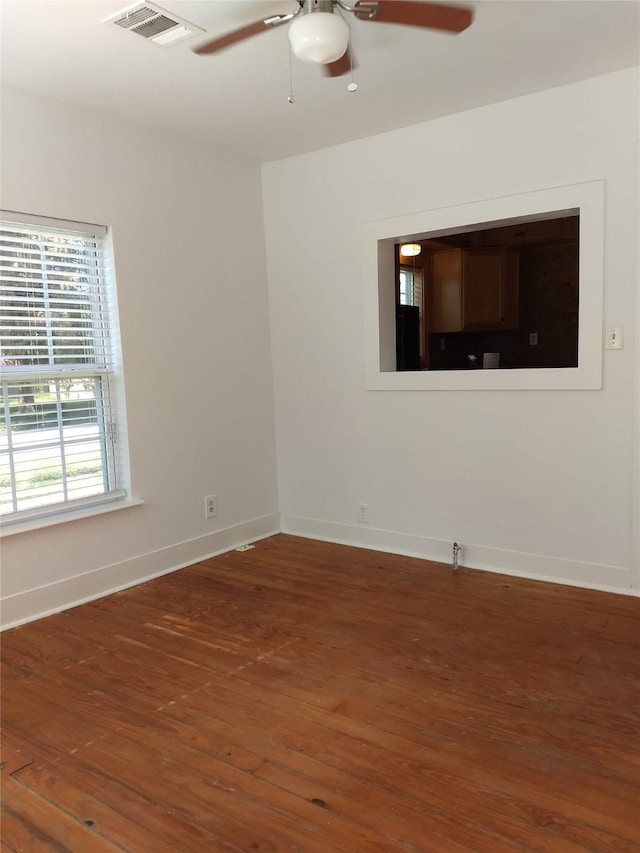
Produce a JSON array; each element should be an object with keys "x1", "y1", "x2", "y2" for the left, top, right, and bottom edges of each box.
[
  {"x1": 2, "y1": 534, "x2": 639, "y2": 852},
  {"x1": 187, "y1": 673, "x2": 634, "y2": 850},
  {"x1": 90, "y1": 731, "x2": 405, "y2": 853},
  {"x1": 11, "y1": 763, "x2": 185, "y2": 853},
  {"x1": 0, "y1": 775, "x2": 124, "y2": 853},
  {"x1": 1, "y1": 734, "x2": 34, "y2": 776}
]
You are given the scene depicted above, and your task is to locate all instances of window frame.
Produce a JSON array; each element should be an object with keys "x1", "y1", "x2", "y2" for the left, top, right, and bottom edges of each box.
[
  {"x1": 363, "y1": 181, "x2": 605, "y2": 391},
  {"x1": 0, "y1": 211, "x2": 130, "y2": 529}
]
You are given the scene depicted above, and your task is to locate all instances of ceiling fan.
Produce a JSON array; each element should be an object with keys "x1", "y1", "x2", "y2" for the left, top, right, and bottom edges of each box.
[{"x1": 193, "y1": 0, "x2": 473, "y2": 78}]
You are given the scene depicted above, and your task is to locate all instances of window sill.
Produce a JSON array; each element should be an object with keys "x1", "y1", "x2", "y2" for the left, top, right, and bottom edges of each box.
[
  {"x1": 0, "y1": 497, "x2": 145, "y2": 538},
  {"x1": 366, "y1": 365, "x2": 601, "y2": 391}
]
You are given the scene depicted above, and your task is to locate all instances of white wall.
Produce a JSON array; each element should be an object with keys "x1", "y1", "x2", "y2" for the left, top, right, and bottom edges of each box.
[
  {"x1": 2, "y1": 69, "x2": 637, "y2": 628},
  {"x1": 262, "y1": 68, "x2": 640, "y2": 593},
  {"x1": 0, "y1": 87, "x2": 279, "y2": 627}
]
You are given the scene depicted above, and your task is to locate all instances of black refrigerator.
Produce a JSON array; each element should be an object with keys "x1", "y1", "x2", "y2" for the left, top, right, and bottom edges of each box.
[{"x1": 396, "y1": 304, "x2": 421, "y2": 371}]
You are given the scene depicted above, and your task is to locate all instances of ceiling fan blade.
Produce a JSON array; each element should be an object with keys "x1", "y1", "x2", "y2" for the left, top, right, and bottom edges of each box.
[
  {"x1": 323, "y1": 46, "x2": 356, "y2": 78},
  {"x1": 354, "y1": 1, "x2": 473, "y2": 33},
  {"x1": 193, "y1": 12, "x2": 296, "y2": 56}
]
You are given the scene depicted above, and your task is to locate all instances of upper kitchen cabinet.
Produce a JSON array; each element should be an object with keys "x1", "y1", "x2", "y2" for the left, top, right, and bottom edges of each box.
[
  {"x1": 429, "y1": 247, "x2": 519, "y2": 333},
  {"x1": 478, "y1": 216, "x2": 579, "y2": 248}
]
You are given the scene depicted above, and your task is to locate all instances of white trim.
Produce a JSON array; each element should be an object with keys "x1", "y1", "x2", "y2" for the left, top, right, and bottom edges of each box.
[
  {"x1": 0, "y1": 209, "x2": 107, "y2": 237},
  {"x1": 0, "y1": 214, "x2": 130, "y2": 521},
  {"x1": 632, "y1": 138, "x2": 640, "y2": 591},
  {"x1": 0, "y1": 496, "x2": 143, "y2": 538},
  {"x1": 363, "y1": 180, "x2": 605, "y2": 391},
  {"x1": 281, "y1": 515, "x2": 635, "y2": 596},
  {"x1": 3, "y1": 510, "x2": 635, "y2": 630},
  {"x1": 0, "y1": 512, "x2": 280, "y2": 630}
]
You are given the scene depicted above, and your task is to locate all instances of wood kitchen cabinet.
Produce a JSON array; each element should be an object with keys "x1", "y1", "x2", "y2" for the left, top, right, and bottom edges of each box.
[
  {"x1": 477, "y1": 216, "x2": 578, "y2": 248},
  {"x1": 429, "y1": 248, "x2": 519, "y2": 333}
]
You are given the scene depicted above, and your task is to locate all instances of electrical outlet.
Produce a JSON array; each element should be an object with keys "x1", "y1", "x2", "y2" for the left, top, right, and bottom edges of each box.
[
  {"x1": 204, "y1": 494, "x2": 217, "y2": 519},
  {"x1": 529, "y1": 332, "x2": 538, "y2": 346},
  {"x1": 358, "y1": 502, "x2": 370, "y2": 524}
]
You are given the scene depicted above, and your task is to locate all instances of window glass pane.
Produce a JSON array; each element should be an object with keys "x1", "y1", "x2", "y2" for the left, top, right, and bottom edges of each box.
[
  {"x1": 0, "y1": 216, "x2": 125, "y2": 524},
  {"x1": 399, "y1": 269, "x2": 415, "y2": 305},
  {"x1": 0, "y1": 377, "x2": 112, "y2": 516},
  {"x1": 0, "y1": 228, "x2": 101, "y2": 368}
]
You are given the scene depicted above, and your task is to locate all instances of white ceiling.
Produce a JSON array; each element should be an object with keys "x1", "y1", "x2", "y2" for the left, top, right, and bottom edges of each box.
[{"x1": 1, "y1": 0, "x2": 638, "y2": 162}]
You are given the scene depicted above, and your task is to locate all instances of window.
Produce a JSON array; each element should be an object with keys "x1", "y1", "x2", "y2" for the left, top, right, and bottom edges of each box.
[
  {"x1": 0, "y1": 212, "x2": 127, "y2": 526},
  {"x1": 399, "y1": 268, "x2": 420, "y2": 307}
]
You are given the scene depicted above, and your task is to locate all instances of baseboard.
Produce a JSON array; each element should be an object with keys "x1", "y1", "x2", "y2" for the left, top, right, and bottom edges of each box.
[
  {"x1": 0, "y1": 513, "x2": 280, "y2": 630},
  {"x1": 4, "y1": 510, "x2": 635, "y2": 630},
  {"x1": 281, "y1": 514, "x2": 636, "y2": 596}
]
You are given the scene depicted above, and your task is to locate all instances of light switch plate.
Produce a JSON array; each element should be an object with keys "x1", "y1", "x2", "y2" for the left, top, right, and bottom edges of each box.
[{"x1": 605, "y1": 325, "x2": 624, "y2": 350}]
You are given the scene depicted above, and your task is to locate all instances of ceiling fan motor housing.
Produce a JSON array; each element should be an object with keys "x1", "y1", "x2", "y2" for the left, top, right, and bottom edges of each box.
[{"x1": 299, "y1": 0, "x2": 335, "y2": 13}]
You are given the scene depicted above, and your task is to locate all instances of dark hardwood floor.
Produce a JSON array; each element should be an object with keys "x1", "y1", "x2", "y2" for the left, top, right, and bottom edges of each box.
[{"x1": 1, "y1": 534, "x2": 639, "y2": 852}]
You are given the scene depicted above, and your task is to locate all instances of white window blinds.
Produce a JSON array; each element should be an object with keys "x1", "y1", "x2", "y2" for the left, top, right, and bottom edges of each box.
[
  {"x1": 399, "y1": 267, "x2": 423, "y2": 311},
  {"x1": 0, "y1": 214, "x2": 126, "y2": 524}
]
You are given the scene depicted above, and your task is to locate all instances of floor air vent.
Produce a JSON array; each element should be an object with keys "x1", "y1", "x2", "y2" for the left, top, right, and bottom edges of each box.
[{"x1": 105, "y1": 3, "x2": 204, "y2": 46}]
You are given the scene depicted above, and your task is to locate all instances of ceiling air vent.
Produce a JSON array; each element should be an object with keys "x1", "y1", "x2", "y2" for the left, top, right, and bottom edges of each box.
[{"x1": 104, "y1": 2, "x2": 204, "y2": 46}]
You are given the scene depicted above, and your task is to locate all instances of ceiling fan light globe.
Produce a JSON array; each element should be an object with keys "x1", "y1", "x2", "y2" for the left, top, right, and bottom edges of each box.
[{"x1": 288, "y1": 12, "x2": 350, "y2": 65}]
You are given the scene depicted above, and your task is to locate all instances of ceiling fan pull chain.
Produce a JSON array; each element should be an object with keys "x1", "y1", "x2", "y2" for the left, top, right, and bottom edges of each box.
[
  {"x1": 347, "y1": 29, "x2": 357, "y2": 91},
  {"x1": 337, "y1": 6, "x2": 359, "y2": 93},
  {"x1": 288, "y1": 41, "x2": 296, "y2": 103}
]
